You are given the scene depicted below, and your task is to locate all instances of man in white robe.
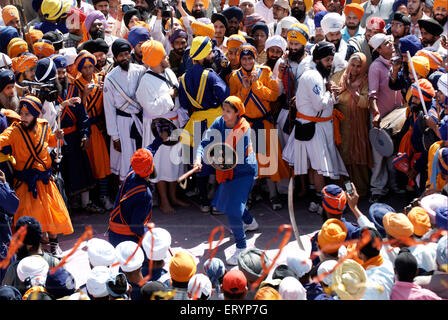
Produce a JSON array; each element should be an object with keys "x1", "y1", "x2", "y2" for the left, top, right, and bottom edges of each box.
[
  {"x1": 103, "y1": 39, "x2": 146, "y2": 183},
  {"x1": 135, "y1": 39, "x2": 187, "y2": 215},
  {"x1": 320, "y1": 12, "x2": 348, "y2": 73},
  {"x1": 283, "y1": 41, "x2": 347, "y2": 210}
]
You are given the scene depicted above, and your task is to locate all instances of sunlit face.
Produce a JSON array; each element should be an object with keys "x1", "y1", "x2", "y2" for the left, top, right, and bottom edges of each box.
[
  {"x1": 227, "y1": 47, "x2": 240, "y2": 67},
  {"x1": 56, "y1": 68, "x2": 66, "y2": 83},
  {"x1": 323, "y1": 0, "x2": 342, "y2": 13},
  {"x1": 239, "y1": 2, "x2": 255, "y2": 16},
  {"x1": 345, "y1": 11, "x2": 360, "y2": 29},
  {"x1": 19, "y1": 107, "x2": 35, "y2": 128},
  {"x1": 420, "y1": 28, "x2": 438, "y2": 47},
  {"x1": 227, "y1": 17, "x2": 241, "y2": 35},
  {"x1": 240, "y1": 54, "x2": 255, "y2": 71},
  {"x1": 222, "y1": 102, "x2": 239, "y2": 125},
  {"x1": 391, "y1": 21, "x2": 407, "y2": 38},
  {"x1": 93, "y1": 51, "x2": 107, "y2": 68},
  {"x1": 6, "y1": 17, "x2": 21, "y2": 30},
  {"x1": 253, "y1": 29, "x2": 267, "y2": 48},
  {"x1": 213, "y1": 20, "x2": 226, "y2": 39},
  {"x1": 172, "y1": 37, "x2": 187, "y2": 56},
  {"x1": 377, "y1": 38, "x2": 395, "y2": 59},
  {"x1": 23, "y1": 66, "x2": 36, "y2": 82},
  {"x1": 128, "y1": 15, "x2": 141, "y2": 29},
  {"x1": 94, "y1": 1, "x2": 110, "y2": 17},
  {"x1": 407, "y1": 0, "x2": 423, "y2": 16},
  {"x1": 267, "y1": 46, "x2": 283, "y2": 61},
  {"x1": 349, "y1": 57, "x2": 362, "y2": 78},
  {"x1": 273, "y1": 5, "x2": 288, "y2": 20},
  {"x1": 81, "y1": 63, "x2": 95, "y2": 79},
  {"x1": 193, "y1": 0, "x2": 205, "y2": 11},
  {"x1": 325, "y1": 31, "x2": 342, "y2": 47},
  {"x1": 2, "y1": 83, "x2": 15, "y2": 99}
]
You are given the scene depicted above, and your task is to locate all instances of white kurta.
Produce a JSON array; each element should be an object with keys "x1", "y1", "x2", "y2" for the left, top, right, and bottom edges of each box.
[
  {"x1": 274, "y1": 55, "x2": 312, "y2": 149},
  {"x1": 135, "y1": 67, "x2": 184, "y2": 183},
  {"x1": 282, "y1": 66, "x2": 348, "y2": 179},
  {"x1": 103, "y1": 63, "x2": 146, "y2": 181},
  {"x1": 333, "y1": 39, "x2": 348, "y2": 73},
  {"x1": 40, "y1": 100, "x2": 57, "y2": 131}
]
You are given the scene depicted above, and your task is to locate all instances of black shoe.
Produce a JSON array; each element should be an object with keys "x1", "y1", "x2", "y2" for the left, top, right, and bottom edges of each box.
[{"x1": 369, "y1": 194, "x2": 383, "y2": 204}]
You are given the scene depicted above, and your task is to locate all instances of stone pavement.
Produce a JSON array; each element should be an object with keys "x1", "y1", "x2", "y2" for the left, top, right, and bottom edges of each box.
[{"x1": 59, "y1": 188, "x2": 410, "y2": 289}]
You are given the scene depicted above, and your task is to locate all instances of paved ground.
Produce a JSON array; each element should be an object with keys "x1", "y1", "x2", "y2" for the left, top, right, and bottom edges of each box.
[{"x1": 58, "y1": 181, "x2": 411, "y2": 289}]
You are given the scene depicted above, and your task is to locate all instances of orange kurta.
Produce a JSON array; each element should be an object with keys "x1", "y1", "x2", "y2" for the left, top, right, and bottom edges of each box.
[
  {"x1": 73, "y1": 73, "x2": 111, "y2": 180},
  {"x1": 0, "y1": 119, "x2": 73, "y2": 235},
  {"x1": 426, "y1": 141, "x2": 447, "y2": 191},
  {"x1": 229, "y1": 65, "x2": 290, "y2": 182}
]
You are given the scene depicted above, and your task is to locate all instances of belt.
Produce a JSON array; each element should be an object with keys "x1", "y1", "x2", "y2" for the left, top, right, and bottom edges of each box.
[{"x1": 116, "y1": 109, "x2": 132, "y2": 118}]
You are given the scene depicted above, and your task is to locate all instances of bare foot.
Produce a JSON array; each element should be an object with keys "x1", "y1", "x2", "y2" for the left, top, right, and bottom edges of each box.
[
  {"x1": 160, "y1": 204, "x2": 176, "y2": 214},
  {"x1": 171, "y1": 198, "x2": 190, "y2": 207}
]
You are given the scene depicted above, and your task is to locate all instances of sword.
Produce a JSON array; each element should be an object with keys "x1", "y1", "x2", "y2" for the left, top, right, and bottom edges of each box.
[
  {"x1": 407, "y1": 50, "x2": 428, "y2": 116},
  {"x1": 288, "y1": 176, "x2": 305, "y2": 251},
  {"x1": 11, "y1": 0, "x2": 35, "y2": 54}
]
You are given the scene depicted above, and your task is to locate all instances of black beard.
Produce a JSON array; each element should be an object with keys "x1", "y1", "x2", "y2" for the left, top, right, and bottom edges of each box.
[
  {"x1": 330, "y1": 39, "x2": 341, "y2": 51},
  {"x1": 316, "y1": 61, "x2": 332, "y2": 80},
  {"x1": 265, "y1": 57, "x2": 279, "y2": 70},
  {"x1": 16, "y1": 245, "x2": 29, "y2": 260},
  {"x1": 346, "y1": 24, "x2": 359, "y2": 30},
  {"x1": 410, "y1": 102, "x2": 423, "y2": 113},
  {"x1": 203, "y1": 58, "x2": 214, "y2": 69},
  {"x1": 288, "y1": 47, "x2": 305, "y2": 62},
  {"x1": 59, "y1": 78, "x2": 67, "y2": 91},
  {"x1": 119, "y1": 60, "x2": 130, "y2": 71},
  {"x1": 23, "y1": 117, "x2": 37, "y2": 131},
  {"x1": 192, "y1": 9, "x2": 206, "y2": 19},
  {"x1": 434, "y1": 15, "x2": 447, "y2": 27},
  {"x1": 291, "y1": 8, "x2": 305, "y2": 22},
  {"x1": 89, "y1": 29, "x2": 105, "y2": 40},
  {"x1": 174, "y1": 48, "x2": 185, "y2": 56}
]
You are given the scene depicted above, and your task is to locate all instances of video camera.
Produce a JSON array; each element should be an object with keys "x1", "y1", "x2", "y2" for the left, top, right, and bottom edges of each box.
[
  {"x1": 21, "y1": 80, "x2": 59, "y2": 103},
  {"x1": 156, "y1": 0, "x2": 177, "y2": 17}
]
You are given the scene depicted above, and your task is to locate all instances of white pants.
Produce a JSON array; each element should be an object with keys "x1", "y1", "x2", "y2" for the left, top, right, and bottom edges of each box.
[{"x1": 110, "y1": 115, "x2": 137, "y2": 181}]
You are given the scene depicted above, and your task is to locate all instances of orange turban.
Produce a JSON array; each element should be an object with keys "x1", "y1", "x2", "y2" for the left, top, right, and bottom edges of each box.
[
  {"x1": 131, "y1": 148, "x2": 154, "y2": 178},
  {"x1": 318, "y1": 218, "x2": 348, "y2": 253},
  {"x1": 321, "y1": 184, "x2": 347, "y2": 215},
  {"x1": 415, "y1": 49, "x2": 443, "y2": 70},
  {"x1": 411, "y1": 78, "x2": 435, "y2": 102},
  {"x1": 254, "y1": 286, "x2": 283, "y2": 300},
  {"x1": 186, "y1": 0, "x2": 210, "y2": 13},
  {"x1": 344, "y1": 3, "x2": 364, "y2": 20},
  {"x1": 382, "y1": 212, "x2": 414, "y2": 239},
  {"x1": 2, "y1": 5, "x2": 19, "y2": 26},
  {"x1": 132, "y1": 20, "x2": 151, "y2": 33},
  {"x1": 226, "y1": 34, "x2": 246, "y2": 50},
  {"x1": 408, "y1": 55, "x2": 430, "y2": 78},
  {"x1": 223, "y1": 96, "x2": 245, "y2": 115},
  {"x1": 433, "y1": 0, "x2": 448, "y2": 10},
  {"x1": 33, "y1": 40, "x2": 55, "y2": 58},
  {"x1": 75, "y1": 50, "x2": 96, "y2": 72},
  {"x1": 407, "y1": 207, "x2": 431, "y2": 237},
  {"x1": 169, "y1": 251, "x2": 197, "y2": 283},
  {"x1": 25, "y1": 28, "x2": 44, "y2": 45},
  {"x1": 7, "y1": 38, "x2": 28, "y2": 58},
  {"x1": 141, "y1": 39, "x2": 165, "y2": 67},
  {"x1": 191, "y1": 19, "x2": 215, "y2": 38},
  {"x1": 12, "y1": 54, "x2": 38, "y2": 74}
]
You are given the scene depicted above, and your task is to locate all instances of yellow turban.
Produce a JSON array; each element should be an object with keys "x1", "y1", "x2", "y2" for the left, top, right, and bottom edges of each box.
[
  {"x1": 415, "y1": 49, "x2": 443, "y2": 70},
  {"x1": 383, "y1": 212, "x2": 414, "y2": 239},
  {"x1": 407, "y1": 207, "x2": 431, "y2": 237},
  {"x1": 254, "y1": 286, "x2": 283, "y2": 300},
  {"x1": 191, "y1": 20, "x2": 215, "y2": 38},
  {"x1": 408, "y1": 56, "x2": 430, "y2": 78},
  {"x1": 190, "y1": 36, "x2": 212, "y2": 61},
  {"x1": 7, "y1": 38, "x2": 28, "y2": 59},
  {"x1": 318, "y1": 218, "x2": 348, "y2": 253},
  {"x1": 433, "y1": 0, "x2": 448, "y2": 10},
  {"x1": 344, "y1": 3, "x2": 365, "y2": 20},
  {"x1": 332, "y1": 259, "x2": 367, "y2": 300},
  {"x1": 226, "y1": 34, "x2": 246, "y2": 50},
  {"x1": 169, "y1": 251, "x2": 197, "y2": 283},
  {"x1": 11, "y1": 54, "x2": 38, "y2": 74},
  {"x1": 186, "y1": 0, "x2": 210, "y2": 13},
  {"x1": 287, "y1": 23, "x2": 309, "y2": 46},
  {"x1": 2, "y1": 5, "x2": 20, "y2": 26},
  {"x1": 141, "y1": 39, "x2": 166, "y2": 67}
]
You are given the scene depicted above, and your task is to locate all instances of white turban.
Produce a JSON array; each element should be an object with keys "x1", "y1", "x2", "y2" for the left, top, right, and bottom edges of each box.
[
  {"x1": 265, "y1": 35, "x2": 288, "y2": 53},
  {"x1": 0, "y1": 52, "x2": 12, "y2": 68},
  {"x1": 317, "y1": 259, "x2": 338, "y2": 286},
  {"x1": 239, "y1": 0, "x2": 256, "y2": 5},
  {"x1": 142, "y1": 228, "x2": 172, "y2": 261},
  {"x1": 332, "y1": 259, "x2": 367, "y2": 300},
  {"x1": 87, "y1": 238, "x2": 116, "y2": 267},
  {"x1": 58, "y1": 47, "x2": 78, "y2": 66},
  {"x1": 86, "y1": 266, "x2": 112, "y2": 298},
  {"x1": 187, "y1": 274, "x2": 212, "y2": 299},
  {"x1": 286, "y1": 250, "x2": 312, "y2": 278},
  {"x1": 278, "y1": 276, "x2": 307, "y2": 300},
  {"x1": 321, "y1": 12, "x2": 345, "y2": 35},
  {"x1": 115, "y1": 241, "x2": 145, "y2": 273},
  {"x1": 437, "y1": 73, "x2": 448, "y2": 97},
  {"x1": 17, "y1": 255, "x2": 49, "y2": 286},
  {"x1": 420, "y1": 193, "x2": 448, "y2": 224},
  {"x1": 275, "y1": 16, "x2": 300, "y2": 35}
]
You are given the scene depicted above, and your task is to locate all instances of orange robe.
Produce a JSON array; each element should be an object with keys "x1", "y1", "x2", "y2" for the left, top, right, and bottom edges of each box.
[
  {"x1": 229, "y1": 65, "x2": 290, "y2": 182},
  {"x1": 71, "y1": 73, "x2": 111, "y2": 180},
  {"x1": 0, "y1": 119, "x2": 73, "y2": 235}
]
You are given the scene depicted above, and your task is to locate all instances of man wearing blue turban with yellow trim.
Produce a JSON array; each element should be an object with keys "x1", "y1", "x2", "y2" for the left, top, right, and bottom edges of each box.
[{"x1": 179, "y1": 36, "x2": 230, "y2": 213}]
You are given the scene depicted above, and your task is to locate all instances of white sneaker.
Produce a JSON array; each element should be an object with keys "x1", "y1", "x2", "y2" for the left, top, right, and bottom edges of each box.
[
  {"x1": 308, "y1": 202, "x2": 319, "y2": 213},
  {"x1": 200, "y1": 204, "x2": 210, "y2": 213},
  {"x1": 100, "y1": 196, "x2": 114, "y2": 211},
  {"x1": 243, "y1": 218, "x2": 259, "y2": 232},
  {"x1": 226, "y1": 248, "x2": 245, "y2": 266}
]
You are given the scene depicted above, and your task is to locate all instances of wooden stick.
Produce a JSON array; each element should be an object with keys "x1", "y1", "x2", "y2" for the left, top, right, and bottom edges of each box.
[{"x1": 177, "y1": 166, "x2": 200, "y2": 183}]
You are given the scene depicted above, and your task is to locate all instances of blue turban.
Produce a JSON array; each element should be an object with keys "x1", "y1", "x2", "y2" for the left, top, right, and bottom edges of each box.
[
  {"x1": 314, "y1": 11, "x2": 328, "y2": 28},
  {"x1": 368, "y1": 203, "x2": 396, "y2": 238},
  {"x1": 203, "y1": 258, "x2": 226, "y2": 293},
  {"x1": 436, "y1": 207, "x2": 448, "y2": 230},
  {"x1": 32, "y1": 0, "x2": 44, "y2": 12},
  {"x1": 398, "y1": 35, "x2": 423, "y2": 56},
  {"x1": 50, "y1": 54, "x2": 67, "y2": 69},
  {"x1": 222, "y1": 6, "x2": 244, "y2": 22},
  {"x1": 35, "y1": 57, "x2": 57, "y2": 82},
  {"x1": 440, "y1": 116, "x2": 448, "y2": 141},
  {"x1": 392, "y1": 0, "x2": 408, "y2": 13},
  {"x1": 0, "y1": 286, "x2": 22, "y2": 300},
  {"x1": 0, "y1": 69, "x2": 15, "y2": 93},
  {"x1": 0, "y1": 26, "x2": 19, "y2": 54},
  {"x1": 169, "y1": 28, "x2": 188, "y2": 45},
  {"x1": 127, "y1": 26, "x2": 150, "y2": 49},
  {"x1": 251, "y1": 21, "x2": 269, "y2": 37},
  {"x1": 45, "y1": 268, "x2": 77, "y2": 299}
]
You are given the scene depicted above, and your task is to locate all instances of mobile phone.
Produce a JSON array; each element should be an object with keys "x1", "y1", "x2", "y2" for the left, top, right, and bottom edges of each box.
[{"x1": 344, "y1": 180, "x2": 354, "y2": 195}]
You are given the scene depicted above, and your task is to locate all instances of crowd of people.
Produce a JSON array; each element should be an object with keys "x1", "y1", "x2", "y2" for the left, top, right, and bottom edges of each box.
[{"x1": 0, "y1": 0, "x2": 446, "y2": 300}]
